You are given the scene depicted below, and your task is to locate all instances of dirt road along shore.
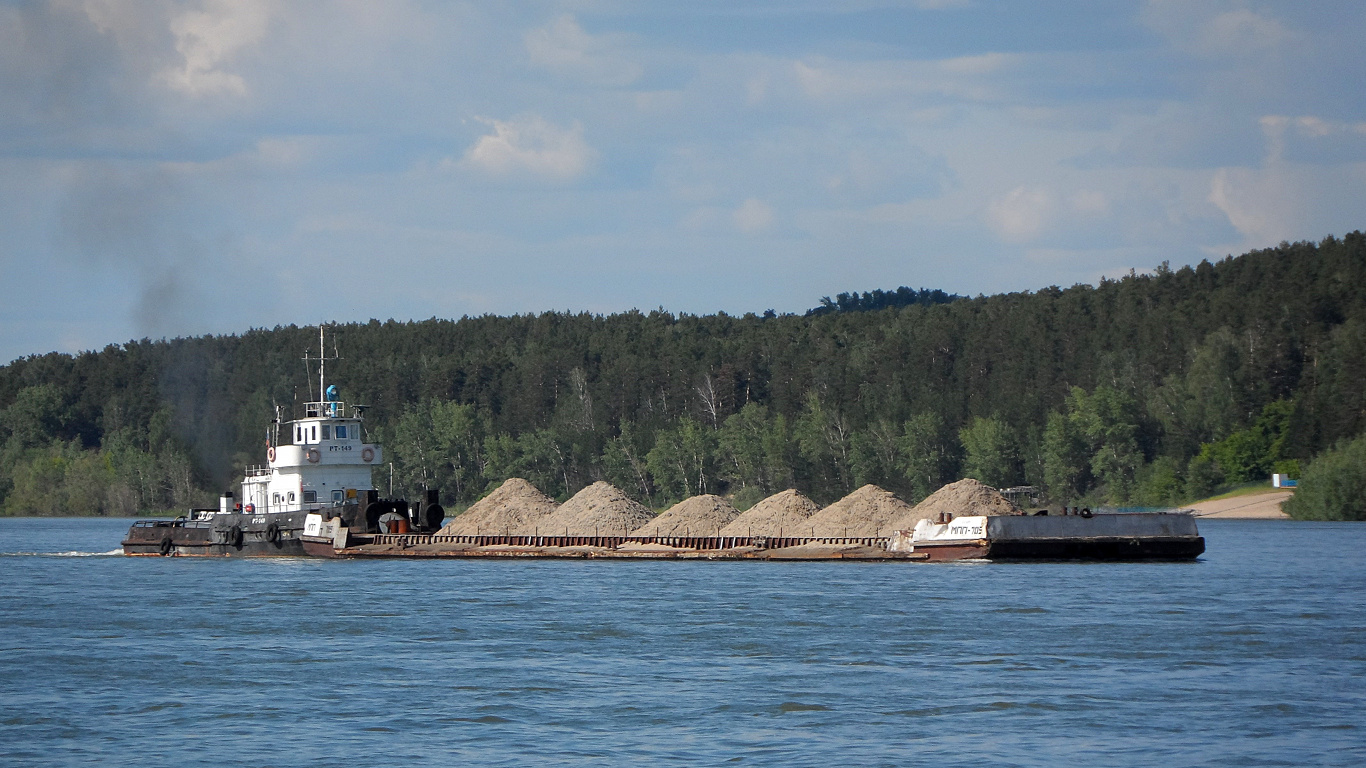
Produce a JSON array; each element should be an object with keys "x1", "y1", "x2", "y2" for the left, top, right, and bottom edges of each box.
[{"x1": 1188, "y1": 490, "x2": 1292, "y2": 519}]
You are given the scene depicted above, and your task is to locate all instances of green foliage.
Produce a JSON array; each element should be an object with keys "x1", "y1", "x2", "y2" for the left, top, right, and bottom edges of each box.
[
  {"x1": 1041, "y1": 386, "x2": 1143, "y2": 503},
  {"x1": 1282, "y1": 434, "x2": 1366, "y2": 520},
  {"x1": 3, "y1": 234, "x2": 1366, "y2": 514},
  {"x1": 601, "y1": 420, "x2": 655, "y2": 502},
  {"x1": 898, "y1": 412, "x2": 955, "y2": 502},
  {"x1": 794, "y1": 392, "x2": 854, "y2": 501},
  {"x1": 1131, "y1": 455, "x2": 1186, "y2": 507},
  {"x1": 1184, "y1": 450, "x2": 1223, "y2": 500},
  {"x1": 646, "y1": 418, "x2": 718, "y2": 504},
  {"x1": 1043, "y1": 411, "x2": 1088, "y2": 501},
  {"x1": 959, "y1": 416, "x2": 1018, "y2": 489},
  {"x1": 717, "y1": 403, "x2": 792, "y2": 496},
  {"x1": 1200, "y1": 400, "x2": 1294, "y2": 484}
]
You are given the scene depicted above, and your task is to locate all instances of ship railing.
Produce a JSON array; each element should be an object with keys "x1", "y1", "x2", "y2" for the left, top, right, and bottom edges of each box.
[
  {"x1": 303, "y1": 400, "x2": 347, "y2": 418},
  {"x1": 366, "y1": 533, "x2": 893, "y2": 550},
  {"x1": 1092, "y1": 506, "x2": 1196, "y2": 515},
  {"x1": 244, "y1": 465, "x2": 270, "y2": 477}
]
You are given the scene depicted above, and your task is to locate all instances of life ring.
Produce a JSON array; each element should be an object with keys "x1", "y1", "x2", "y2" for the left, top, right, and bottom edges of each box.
[
  {"x1": 267, "y1": 446, "x2": 276, "y2": 462},
  {"x1": 306, "y1": 448, "x2": 320, "y2": 463},
  {"x1": 159, "y1": 535, "x2": 173, "y2": 556},
  {"x1": 361, "y1": 447, "x2": 374, "y2": 463},
  {"x1": 264, "y1": 522, "x2": 281, "y2": 544}
]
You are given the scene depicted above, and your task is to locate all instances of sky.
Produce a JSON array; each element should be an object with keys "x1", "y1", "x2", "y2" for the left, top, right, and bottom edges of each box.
[{"x1": 2, "y1": 1, "x2": 1364, "y2": 363}]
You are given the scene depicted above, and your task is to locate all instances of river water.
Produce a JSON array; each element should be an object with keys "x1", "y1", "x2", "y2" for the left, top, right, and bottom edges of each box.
[{"x1": 1, "y1": 517, "x2": 1363, "y2": 766}]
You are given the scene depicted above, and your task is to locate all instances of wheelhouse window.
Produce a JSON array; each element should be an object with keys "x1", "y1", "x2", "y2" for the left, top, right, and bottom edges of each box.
[
  {"x1": 311, "y1": 425, "x2": 317, "y2": 442},
  {"x1": 303, "y1": 490, "x2": 317, "y2": 503},
  {"x1": 335, "y1": 425, "x2": 348, "y2": 439},
  {"x1": 331, "y1": 490, "x2": 344, "y2": 504},
  {"x1": 295, "y1": 425, "x2": 302, "y2": 443},
  {"x1": 288, "y1": 492, "x2": 296, "y2": 502},
  {"x1": 321, "y1": 424, "x2": 332, "y2": 440}
]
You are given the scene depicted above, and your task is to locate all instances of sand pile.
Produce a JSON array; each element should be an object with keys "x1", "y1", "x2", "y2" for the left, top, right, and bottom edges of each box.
[
  {"x1": 888, "y1": 478, "x2": 1020, "y2": 532},
  {"x1": 537, "y1": 481, "x2": 656, "y2": 536},
  {"x1": 437, "y1": 478, "x2": 558, "y2": 536},
  {"x1": 719, "y1": 489, "x2": 821, "y2": 537},
  {"x1": 631, "y1": 495, "x2": 740, "y2": 537},
  {"x1": 806, "y1": 485, "x2": 915, "y2": 538}
]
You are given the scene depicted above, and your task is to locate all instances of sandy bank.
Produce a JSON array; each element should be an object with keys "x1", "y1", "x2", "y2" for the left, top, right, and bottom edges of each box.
[{"x1": 1189, "y1": 490, "x2": 1291, "y2": 519}]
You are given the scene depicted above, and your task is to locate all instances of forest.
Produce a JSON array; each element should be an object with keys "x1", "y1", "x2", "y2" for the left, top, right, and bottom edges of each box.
[{"x1": 2, "y1": 233, "x2": 1364, "y2": 518}]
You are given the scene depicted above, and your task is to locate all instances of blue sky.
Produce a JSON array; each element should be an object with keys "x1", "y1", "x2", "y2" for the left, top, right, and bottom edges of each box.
[{"x1": 2, "y1": 1, "x2": 1364, "y2": 363}]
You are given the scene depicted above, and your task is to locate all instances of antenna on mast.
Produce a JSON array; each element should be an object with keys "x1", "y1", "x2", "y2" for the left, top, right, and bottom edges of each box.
[{"x1": 302, "y1": 323, "x2": 341, "y2": 404}]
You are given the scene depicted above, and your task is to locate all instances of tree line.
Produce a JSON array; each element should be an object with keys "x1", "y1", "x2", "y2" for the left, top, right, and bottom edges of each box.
[{"x1": 2, "y1": 233, "x2": 1364, "y2": 517}]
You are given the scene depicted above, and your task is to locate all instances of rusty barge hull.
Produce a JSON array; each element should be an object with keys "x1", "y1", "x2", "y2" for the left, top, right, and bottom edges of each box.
[{"x1": 301, "y1": 532, "x2": 927, "y2": 561}]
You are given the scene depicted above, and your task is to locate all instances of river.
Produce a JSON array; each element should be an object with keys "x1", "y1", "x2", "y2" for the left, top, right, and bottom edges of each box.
[{"x1": 1, "y1": 517, "x2": 1362, "y2": 766}]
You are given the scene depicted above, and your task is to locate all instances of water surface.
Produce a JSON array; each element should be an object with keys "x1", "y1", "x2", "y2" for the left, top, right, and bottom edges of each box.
[{"x1": 1, "y1": 517, "x2": 1362, "y2": 766}]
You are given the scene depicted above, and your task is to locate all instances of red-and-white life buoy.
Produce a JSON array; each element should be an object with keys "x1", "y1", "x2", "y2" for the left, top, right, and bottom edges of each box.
[
  {"x1": 267, "y1": 446, "x2": 276, "y2": 462},
  {"x1": 306, "y1": 448, "x2": 321, "y2": 464},
  {"x1": 361, "y1": 447, "x2": 375, "y2": 463}
]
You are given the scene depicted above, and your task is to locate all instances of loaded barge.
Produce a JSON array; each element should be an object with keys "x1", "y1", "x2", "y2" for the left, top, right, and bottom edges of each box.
[{"x1": 297, "y1": 509, "x2": 1203, "y2": 561}]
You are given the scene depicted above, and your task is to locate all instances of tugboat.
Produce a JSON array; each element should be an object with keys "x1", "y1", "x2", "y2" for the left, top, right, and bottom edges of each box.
[{"x1": 122, "y1": 327, "x2": 445, "y2": 557}]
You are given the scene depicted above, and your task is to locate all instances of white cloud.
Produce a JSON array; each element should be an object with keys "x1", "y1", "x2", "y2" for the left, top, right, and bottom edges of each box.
[
  {"x1": 987, "y1": 186, "x2": 1054, "y2": 242},
  {"x1": 733, "y1": 198, "x2": 774, "y2": 233},
  {"x1": 460, "y1": 115, "x2": 595, "y2": 181},
  {"x1": 1143, "y1": 2, "x2": 1297, "y2": 58},
  {"x1": 524, "y1": 14, "x2": 641, "y2": 86},
  {"x1": 1200, "y1": 8, "x2": 1292, "y2": 55},
  {"x1": 1209, "y1": 115, "x2": 1366, "y2": 252},
  {"x1": 160, "y1": 0, "x2": 270, "y2": 96},
  {"x1": 1208, "y1": 165, "x2": 1305, "y2": 248},
  {"x1": 791, "y1": 53, "x2": 1015, "y2": 103}
]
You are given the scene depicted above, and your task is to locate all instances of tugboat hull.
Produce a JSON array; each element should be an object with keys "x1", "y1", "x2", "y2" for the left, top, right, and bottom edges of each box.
[{"x1": 122, "y1": 511, "x2": 315, "y2": 557}]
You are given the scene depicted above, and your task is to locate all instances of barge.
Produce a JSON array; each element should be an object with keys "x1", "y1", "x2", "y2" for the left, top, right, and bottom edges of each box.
[
  {"x1": 298, "y1": 509, "x2": 1203, "y2": 561},
  {"x1": 890, "y1": 510, "x2": 1204, "y2": 561}
]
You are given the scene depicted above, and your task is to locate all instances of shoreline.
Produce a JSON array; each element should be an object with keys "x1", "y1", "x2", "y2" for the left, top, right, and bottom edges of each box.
[{"x1": 1188, "y1": 490, "x2": 1292, "y2": 519}]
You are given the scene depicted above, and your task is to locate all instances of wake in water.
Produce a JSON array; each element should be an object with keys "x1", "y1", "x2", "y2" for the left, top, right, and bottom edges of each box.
[{"x1": 0, "y1": 549, "x2": 125, "y2": 557}]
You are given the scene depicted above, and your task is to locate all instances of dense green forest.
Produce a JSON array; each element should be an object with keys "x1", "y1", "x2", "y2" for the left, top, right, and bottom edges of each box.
[{"x1": 2, "y1": 233, "x2": 1364, "y2": 517}]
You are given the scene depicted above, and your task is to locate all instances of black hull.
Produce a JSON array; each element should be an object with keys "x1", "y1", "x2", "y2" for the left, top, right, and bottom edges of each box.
[
  {"x1": 123, "y1": 510, "x2": 321, "y2": 557},
  {"x1": 914, "y1": 536, "x2": 1205, "y2": 562},
  {"x1": 988, "y1": 535, "x2": 1205, "y2": 561}
]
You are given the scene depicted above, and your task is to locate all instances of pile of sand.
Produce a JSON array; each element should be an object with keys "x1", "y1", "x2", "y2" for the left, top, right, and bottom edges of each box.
[
  {"x1": 806, "y1": 485, "x2": 915, "y2": 538},
  {"x1": 437, "y1": 478, "x2": 558, "y2": 536},
  {"x1": 887, "y1": 478, "x2": 1020, "y2": 532},
  {"x1": 631, "y1": 494, "x2": 740, "y2": 537},
  {"x1": 719, "y1": 489, "x2": 821, "y2": 537},
  {"x1": 537, "y1": 481, "x2": 656, "y2": 536}
]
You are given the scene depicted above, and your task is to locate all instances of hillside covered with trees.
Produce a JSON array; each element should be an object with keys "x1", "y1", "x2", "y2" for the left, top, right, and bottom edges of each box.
[{"x1": 2, "y1": 233, "x2": 1364, "y2": 517}]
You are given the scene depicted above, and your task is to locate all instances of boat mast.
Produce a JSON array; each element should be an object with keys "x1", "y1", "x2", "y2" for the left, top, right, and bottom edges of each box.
[{"x1": 318, "y1": 324, "x2": 326, "y2": 403}]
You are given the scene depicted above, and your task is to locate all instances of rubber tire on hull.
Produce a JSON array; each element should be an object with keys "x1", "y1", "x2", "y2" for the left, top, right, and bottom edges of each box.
[
  {"x1": 159, "y1": 536, "x2": 173, "y2": 556},
  {"x1": 365, "y1": 503, "x2": 385, "y2": 534},
  {"x1": 264, "y1": 522, "x2": 281, "y2": 544},
  {"x1": 422, "y1": 504, "x2": 445, "y2": 531}
]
